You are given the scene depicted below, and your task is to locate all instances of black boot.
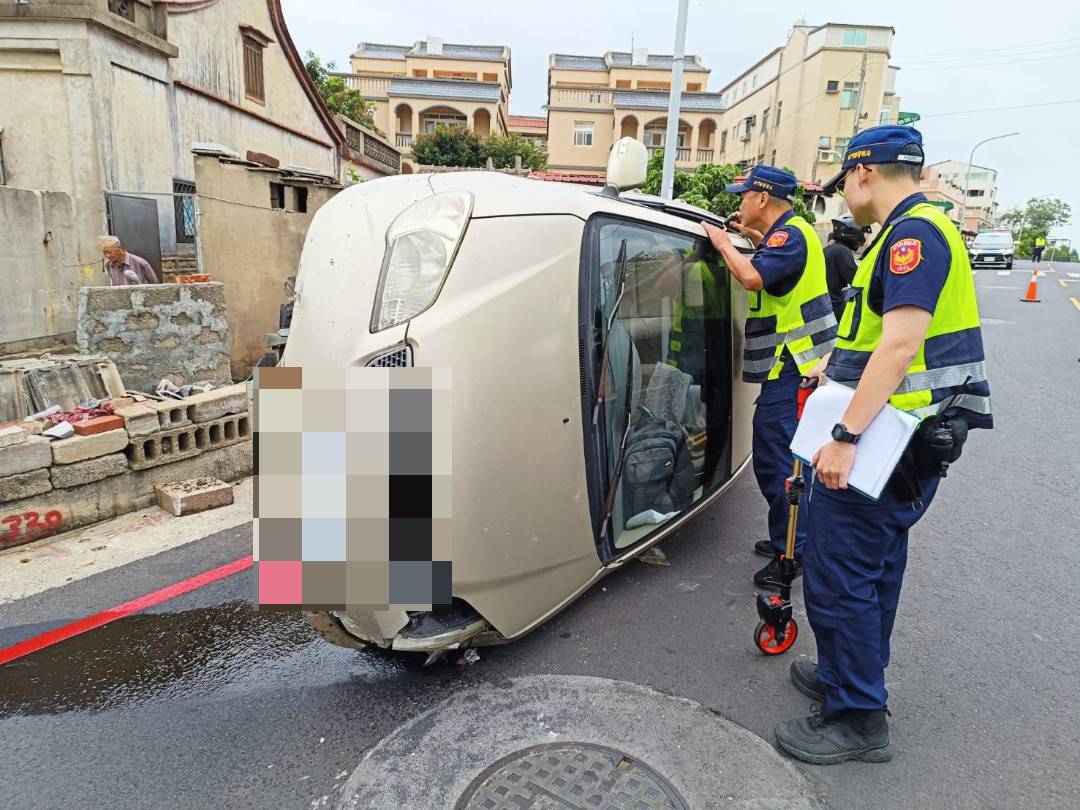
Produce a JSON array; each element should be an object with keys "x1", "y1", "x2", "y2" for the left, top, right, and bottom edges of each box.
[
  {"x1": 754, "y1": 555, "x2": 802, "y2": 591},
  {"x1": 790, "y1": 661, "x2": 825, "y2": 702},
  {"x1": 774, "y1": 709, "x2": 893, "y2": 765},
  {"x1": 754, "y1": 539, "x2": 778, "y2": 558}
]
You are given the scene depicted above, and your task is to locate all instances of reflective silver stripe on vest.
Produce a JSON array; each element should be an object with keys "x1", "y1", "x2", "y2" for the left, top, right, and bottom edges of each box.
[
  {"x1": 744, "y1": 313, "x2": 838, "y2": 351},
  {"x1": 744, "y1": 355, "x2": 781, "y2": 374},
  {"x1": 912, "y1": 394, "x2": 992, "y2": 419},
  {"x1": 892, "y1": 361, "x2": 988, "y2": 395},
  {"x1": 827, "y1": 377, "x2": 993, "y2": 419},
  {"x1": 792, "y1": 341, "x2": 834, "y2": 368}
]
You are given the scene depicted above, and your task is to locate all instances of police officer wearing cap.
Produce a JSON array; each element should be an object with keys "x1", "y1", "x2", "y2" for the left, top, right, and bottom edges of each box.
[
  {"x1": 825, "y1": 214, "x2": 870, "y2": 321},
  {"x1": 773, "y1": 125, "x2": 993, "y2": 764},
  {"x1": 701, "y1": 165, "x2": 837, "y2": 590}
]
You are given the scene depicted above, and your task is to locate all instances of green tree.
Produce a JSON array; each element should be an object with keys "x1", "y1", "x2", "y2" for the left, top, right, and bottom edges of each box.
[
  {"x1": 410, "y1": 126, "x2": 485, "y2": 167},
  {"x1": 1002, "y1": 197, "x2": 1072, "y2": 258},
  {"x1": 640, "y1": 151, "x2": 815, "y2": 223},
  {"x1": 480, "y1": 132, "x2": 548, "y2": 170},
  {"x1": 304, "y1": 51, "x2": 378, "y2": 132}
]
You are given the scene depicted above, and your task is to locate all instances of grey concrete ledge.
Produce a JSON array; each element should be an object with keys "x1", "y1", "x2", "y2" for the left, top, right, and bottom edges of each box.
[{"x1": 336, "y1": 674, "x2": 822, "y2": 810}]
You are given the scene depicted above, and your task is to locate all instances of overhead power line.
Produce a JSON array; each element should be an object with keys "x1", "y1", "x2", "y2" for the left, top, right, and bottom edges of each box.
[
  {"x1": 903, "y1": 49, "x2": 1080, "y2": 71},
  {"x1": 898, "y1": 36, "x2": 1080, "y2": 62},
  {"x1": 918, "y1": 98, "x2": 1080, "y2": 118}
]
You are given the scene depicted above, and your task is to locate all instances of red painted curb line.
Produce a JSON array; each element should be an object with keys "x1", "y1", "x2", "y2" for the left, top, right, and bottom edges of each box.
[{"x1": 0, "y1": 555, "x2": 253, "y2": 666}]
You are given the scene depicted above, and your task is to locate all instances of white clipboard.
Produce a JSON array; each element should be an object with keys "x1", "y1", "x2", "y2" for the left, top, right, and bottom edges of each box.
[{"x1": 790, "y1": 381, "x2": 920, "y2": 500}]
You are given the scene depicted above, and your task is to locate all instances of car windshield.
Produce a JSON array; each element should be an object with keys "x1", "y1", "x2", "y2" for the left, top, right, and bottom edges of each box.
[{"x1": 972, "y1": 233, "x2": 1013, "y2": 247}]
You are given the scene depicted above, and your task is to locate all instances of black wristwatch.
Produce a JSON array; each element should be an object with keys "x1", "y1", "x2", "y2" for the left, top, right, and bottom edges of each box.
[{"x1": 831, "y1": 423, "x2": 861, "y2": 445}]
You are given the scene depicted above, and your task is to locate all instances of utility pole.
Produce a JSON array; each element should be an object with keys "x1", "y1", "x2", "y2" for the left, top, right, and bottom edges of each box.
[
  {"x1": 660, "y1": 0, "x2": 690, "y2": 200},
  {"x1": 850, "y1": 45, "x2": 868, "y2": 138},
  {"x1": 958, "y1": 132, "x2": 1019, "y2": 238}
]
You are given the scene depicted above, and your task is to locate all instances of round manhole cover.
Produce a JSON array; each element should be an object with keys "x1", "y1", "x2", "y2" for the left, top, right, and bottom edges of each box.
[{"x1": 455, "y1": 742, "x2": 689, "y2": 810}]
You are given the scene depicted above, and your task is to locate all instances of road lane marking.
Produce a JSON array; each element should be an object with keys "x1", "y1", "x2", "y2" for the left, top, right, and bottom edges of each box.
[
  {"x1": 1060, "y1": 279, "x2": 1069, "y2": 289},
  {"x1": 1072, "y1": 297, "x2": 1080, "y2": 313},
  {"x1": 997, "y1": 271, "x2": 1011, "y2": 276},
  {"x1": 1069, "y1": 273, "x2": 1080, "y2": 279},
  {"x1": 0, "y1": 555, "x2": 253, "y2": 666}
]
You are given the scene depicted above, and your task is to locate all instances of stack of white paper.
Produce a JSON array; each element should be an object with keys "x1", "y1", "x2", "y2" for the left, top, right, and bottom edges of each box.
[{"x1": 790, "y1": 382, "x2": 921, "y2": 500}]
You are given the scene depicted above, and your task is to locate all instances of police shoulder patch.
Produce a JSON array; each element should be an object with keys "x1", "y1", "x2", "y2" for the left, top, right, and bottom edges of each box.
[
  {"x1": 889, "y1": 237, "x2": 922, "y2": 274},
  {"x1": 766, "y1": 230, "x2": 790, "y2": 248}
]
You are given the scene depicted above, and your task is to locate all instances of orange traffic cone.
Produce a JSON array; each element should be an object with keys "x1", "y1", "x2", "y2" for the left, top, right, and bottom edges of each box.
[{"x1": 1020, "y1": 271, "x2": 1041, "y2": 303}]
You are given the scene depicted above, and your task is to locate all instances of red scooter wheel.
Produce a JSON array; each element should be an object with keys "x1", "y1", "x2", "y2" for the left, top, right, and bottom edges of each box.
[{"x1": 754, "y1": 619, "x2": 798, "y2": 655}]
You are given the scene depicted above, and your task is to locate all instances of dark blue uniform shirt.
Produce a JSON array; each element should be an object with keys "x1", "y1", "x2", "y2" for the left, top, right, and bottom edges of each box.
[
  {"x1": 751, "y1": 209, "x2": 808, "y2": 298},
  {"x1": 866, "y1": 192, "x2": 951, "y2": 316}
]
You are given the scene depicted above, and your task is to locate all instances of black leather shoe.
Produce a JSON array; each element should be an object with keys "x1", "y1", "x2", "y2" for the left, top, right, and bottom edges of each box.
[
  {"x1": 754, "y1": 555, "x2": 802, "y2": 591},
  {"x1": 790, "y1": 661, "x2": 825, "y2": 702},
  {"x1": 754, "y1": 539, "x2": 778, "y2": 558},
  {"x1": 774, "y1": 710, "x2": 893, "y2": 765}
]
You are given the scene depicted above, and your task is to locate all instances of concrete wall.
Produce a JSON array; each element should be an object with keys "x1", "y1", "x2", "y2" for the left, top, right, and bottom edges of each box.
[
  {"x1": 0, "y1": 187, "x2": 94, "y2": 353},
  {"x1": 77, "y1": 283, "x2": 232, "y2": 393},
  {"x1": 194, "y1": 155, "x2": 341, "y2": 377}
]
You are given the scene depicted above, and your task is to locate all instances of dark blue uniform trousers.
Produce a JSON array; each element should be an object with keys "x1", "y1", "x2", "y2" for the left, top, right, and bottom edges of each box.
[
  {"x1": 752, "y1": 358, "x2": 806, "y2": 556},
  {"x1": 804, "y1": 473, "x2": 940, "y2": 718}
]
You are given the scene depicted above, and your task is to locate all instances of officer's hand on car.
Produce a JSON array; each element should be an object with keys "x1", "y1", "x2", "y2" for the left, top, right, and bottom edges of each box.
[
  {"x1": 701, "y1": 221, "x2": 732, "y2": 252},
  {"x1": 813, "y1": 440, "x2": 856, "y2": 490}
]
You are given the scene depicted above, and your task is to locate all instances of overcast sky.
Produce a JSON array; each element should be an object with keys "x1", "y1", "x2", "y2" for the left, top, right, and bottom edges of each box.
[{"x1": 282, "y1": 0, "x2": 1080, "y2": 246}]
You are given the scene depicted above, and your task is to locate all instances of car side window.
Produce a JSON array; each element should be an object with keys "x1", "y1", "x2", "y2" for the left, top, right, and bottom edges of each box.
[{"x1": 594, "y1": 218, "x2": 732, "y2": 552}]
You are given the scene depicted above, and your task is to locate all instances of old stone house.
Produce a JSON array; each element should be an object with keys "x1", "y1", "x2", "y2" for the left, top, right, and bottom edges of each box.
[{"x1": 0, "y1": 0, "x2": 398, "y2": 356}]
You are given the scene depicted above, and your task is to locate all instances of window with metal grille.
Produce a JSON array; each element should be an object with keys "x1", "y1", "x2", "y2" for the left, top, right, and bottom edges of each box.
[
  {"x1": 840, "y1": 82, "x2": 861, "y2": 110},
  {"x1": 573, "y1": 121, "x2": 594, "y2": 147},
  {"x1": 826, "y1": 80, "x2": 840, "y2": 94},
  {"x1": 173, "y1": 180, "x2": 196, "y2": 243},
  {"x1": 243, "y1": 35, "x2": 265, "y2": 104}
]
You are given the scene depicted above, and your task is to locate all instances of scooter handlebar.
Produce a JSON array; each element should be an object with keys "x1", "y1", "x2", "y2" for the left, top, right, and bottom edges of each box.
[{"x1": 796, "y1": 376, "x2": 818, "y2": 421}]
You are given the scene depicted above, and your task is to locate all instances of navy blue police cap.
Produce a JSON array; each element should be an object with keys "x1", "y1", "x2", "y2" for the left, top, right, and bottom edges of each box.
[
  {"x1": 821, "y1": 125, "x2": 925, "y2": 196},
  {"x1": 724, "y1": 165, "x2": 797, "y2": 201}
]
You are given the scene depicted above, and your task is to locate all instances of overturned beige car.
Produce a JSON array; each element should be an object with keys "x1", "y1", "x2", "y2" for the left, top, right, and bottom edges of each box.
[{"x1": 282, "y1": 148, "x2": 757, "y2": 657}]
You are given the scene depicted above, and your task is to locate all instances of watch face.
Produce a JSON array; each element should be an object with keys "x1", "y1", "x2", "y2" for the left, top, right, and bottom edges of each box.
[{"x1": 832, "y1": 424, "x2": 844, "y2": 441}]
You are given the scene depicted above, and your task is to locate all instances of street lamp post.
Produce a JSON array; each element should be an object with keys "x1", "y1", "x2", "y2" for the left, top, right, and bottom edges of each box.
[
  {"x1": 660, "y1": 0, "x2": 690, "y2": 199},
  {"x1": 958, "y1": 131, "x2": 1019, "y2": 238}
]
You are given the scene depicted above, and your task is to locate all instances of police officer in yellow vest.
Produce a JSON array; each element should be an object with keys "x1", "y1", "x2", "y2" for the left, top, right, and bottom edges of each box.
[
  {"x1": 701, "y1": 165, "x2": 836, "y2": 590},
  {"x1": 1033, "y1": 235, "x2": 1047, "y2": 263},
  {"x1": 772, "y1": 125, "x2": 993, "y2": 765}
]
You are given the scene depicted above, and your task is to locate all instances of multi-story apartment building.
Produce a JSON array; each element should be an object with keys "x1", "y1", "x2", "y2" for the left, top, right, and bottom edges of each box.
[
  {"x1": 718, "y1": 23, "x2": 901, "y2": 183},
  {"x1": 919, "y1": 165, "x2": 968, "y2": 229},
  {"x1": 544, "y1": 50, "x2": 727, "y2": 175},
  {"x1": 339, "y1": 39, "x2": 512, "y2": 152},
  {"x1": 928, "y1": 160, "x2": 999, "y2": 233}
]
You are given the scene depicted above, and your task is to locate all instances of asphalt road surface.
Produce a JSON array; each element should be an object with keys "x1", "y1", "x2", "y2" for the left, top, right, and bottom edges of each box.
[{"x1": 1, "y1": 259, "x2": 1078, "y2": 809}]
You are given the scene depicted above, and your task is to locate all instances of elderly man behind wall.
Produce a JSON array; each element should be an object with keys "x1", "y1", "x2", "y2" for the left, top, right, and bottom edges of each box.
[{"x1": 101, "y1": 236, "x2": 158, "y2": 285}]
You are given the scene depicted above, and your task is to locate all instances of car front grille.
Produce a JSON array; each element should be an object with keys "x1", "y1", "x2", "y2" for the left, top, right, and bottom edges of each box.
[{"x1": 367, "y1": 345, "x2": 413, "y2": 367}]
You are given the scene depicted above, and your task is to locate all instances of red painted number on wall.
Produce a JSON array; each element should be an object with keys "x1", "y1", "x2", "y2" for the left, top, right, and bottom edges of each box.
[{"x1": 2, "y1": 510, "x2": 63, "y2": 539}]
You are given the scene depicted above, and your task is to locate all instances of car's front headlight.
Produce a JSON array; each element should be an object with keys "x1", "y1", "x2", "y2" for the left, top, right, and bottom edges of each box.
[{"x1": 371, "y1": 191, "x2": 474, "y2": 332}]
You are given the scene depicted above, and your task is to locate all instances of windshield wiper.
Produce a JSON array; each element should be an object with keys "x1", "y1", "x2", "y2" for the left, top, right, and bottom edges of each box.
[{"x1": 592, "y1": 238, "x2": 629, "y2": 427}]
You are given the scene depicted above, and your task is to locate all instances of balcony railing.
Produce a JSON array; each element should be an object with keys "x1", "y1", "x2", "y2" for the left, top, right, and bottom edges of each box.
[
  {"x1": 334, "y1": 73, "x2": 391, "y2": 97},
  {"x1": 647, "y1": 146, "x2": 716, "y2": 165},
  {"x1": 395, "y1": 134, "x2": 413, "y2": 149},
  {"x1": 549, "y1": 87, "x2": 613, "y2": 107}
]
